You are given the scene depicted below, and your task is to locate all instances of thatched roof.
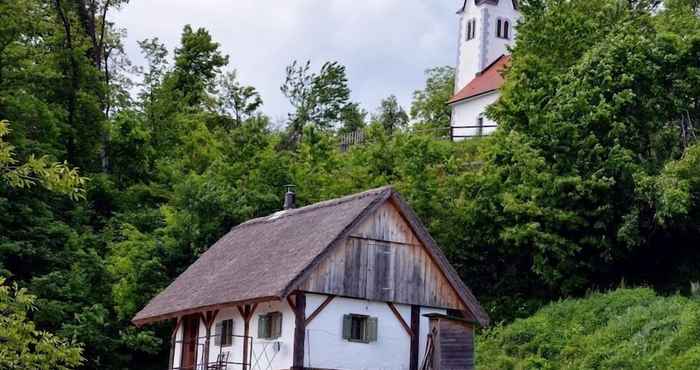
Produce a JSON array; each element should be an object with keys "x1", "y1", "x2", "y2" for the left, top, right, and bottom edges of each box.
[{"x1": 133, "y1": 186, "x2": 489, "y2": 326}]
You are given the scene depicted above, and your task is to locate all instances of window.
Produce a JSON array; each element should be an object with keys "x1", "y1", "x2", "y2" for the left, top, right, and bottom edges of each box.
[
  {"x1": 258, "y1": 312, "x2": 282, "y2": 340},
  {"x1": 466, "y1": 18, "x2": 476, "y2": 41},
  {"x1": 215, "y1": 319, "x2": 234, "y2": 347},
  {"x1": 497, "y1": 18, "x2": 511, "y2": 39},
  {"x1": 342, "y1": 314, "x2": 378, "y2": 343},
  {"x1": 477, "y1": 114, "x2": 484, "y2": 137}
]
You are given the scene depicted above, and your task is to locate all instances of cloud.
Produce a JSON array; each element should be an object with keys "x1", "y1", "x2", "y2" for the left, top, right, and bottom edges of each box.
[{"x1": 113, "y1": 0, "x2": 459, "y2": 121}]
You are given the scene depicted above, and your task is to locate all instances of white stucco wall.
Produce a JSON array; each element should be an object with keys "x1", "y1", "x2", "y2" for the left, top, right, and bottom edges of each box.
[
  {"x1": 455, "y1": 1, "x2": 519, "y2": 91},
  {"x1": 172, "y1": 300, "x2": 295, "y2": 370},
  {"x1": 171, "y1": 295, "x2": 448, "y2": 370},
  {"x1": 450, "y1": 91, "x2": 500, "y2": 139},
  {"x1": 304, "y1": 294, "x2": 446, "y2": 370}
]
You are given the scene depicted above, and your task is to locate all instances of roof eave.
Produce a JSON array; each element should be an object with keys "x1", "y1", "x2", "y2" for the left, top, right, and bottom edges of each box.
[
  {"x1": 132, "y1": 295, "x2": 281, "y2": 327},
  {"x1": 447, "y1": 89, "x2": 500, "y2": 106}
]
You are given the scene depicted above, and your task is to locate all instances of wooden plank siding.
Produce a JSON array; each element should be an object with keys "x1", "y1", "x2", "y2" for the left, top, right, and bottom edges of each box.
[
  {"x1": 301, "y1": 202, "x2": 465, "y2": 310},
  {"x1": 437, "y1": 319, "x2": 475, "y2": 370}
]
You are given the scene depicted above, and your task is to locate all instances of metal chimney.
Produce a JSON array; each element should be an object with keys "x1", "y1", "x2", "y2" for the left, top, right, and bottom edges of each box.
[{"x1": 283, "y1": 185, "x2": 296, "y2": 210}]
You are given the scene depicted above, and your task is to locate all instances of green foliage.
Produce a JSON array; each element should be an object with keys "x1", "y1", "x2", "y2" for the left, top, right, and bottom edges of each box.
[
  {"x1": 281, "y1": 60, "x2": 360, "y2": 136},
  {"x1": 478, "y1": 288, "x2": 700, "y2": 370},
  {"x1": 372, "y1": 95, "x2": 409, "y2": 135},
  {"x1": 474, "y1": 0, "x2": 700, "y2": 294},
  {"x1": 0, "y1": 120, "x2": 86, "y2": 200},
  {"x1": 0, "y1": 277, "x2": 83, "y2": 370},
  {"x1": 410, "y1": 66, "x2": 455, "y2": 135}
]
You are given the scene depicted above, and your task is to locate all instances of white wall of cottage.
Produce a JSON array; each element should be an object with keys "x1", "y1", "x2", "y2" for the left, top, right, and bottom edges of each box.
[{"x1": 171, "y1": 294, "x2": 448, "y2": 370}]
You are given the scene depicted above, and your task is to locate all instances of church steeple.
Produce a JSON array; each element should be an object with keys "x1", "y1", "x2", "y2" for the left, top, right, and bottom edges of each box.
[{"x1": 454, "y1": 0, "x2": 520, "y2": 93}]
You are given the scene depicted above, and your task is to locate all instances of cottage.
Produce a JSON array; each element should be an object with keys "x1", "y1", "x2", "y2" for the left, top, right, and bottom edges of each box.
[{"x1": 133, "y1": 186, "x2": 488, "y2": 370}]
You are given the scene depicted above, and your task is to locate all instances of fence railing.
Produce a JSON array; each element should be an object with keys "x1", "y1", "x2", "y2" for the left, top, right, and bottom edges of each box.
[
  {"x1": 171, "y1": 333, "x2": 252, "y2": 370},
  {"x1": 449, "y1": 124, "x2": 498, "y2": 140}
]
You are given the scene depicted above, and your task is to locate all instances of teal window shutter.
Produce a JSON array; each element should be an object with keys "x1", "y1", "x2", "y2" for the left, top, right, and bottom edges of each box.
[
  {"x1": 215, "y1": 322, "x2": 223, "y2": 346},
  {"x1": 258, "y1": 315, "x2": 269, "y2": 339},
  {"x1": 366, "y1": 317, "x2": 378, "y2": 343},
  {"x1": 273, "y1": 312, "x2": 283, "y2": 339},
  {"x1": 342, "y1": 315, "x2": 352, "y2": 340}
]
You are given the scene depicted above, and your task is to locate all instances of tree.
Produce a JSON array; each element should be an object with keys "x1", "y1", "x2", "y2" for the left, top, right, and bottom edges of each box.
[
  {"x1": 0, "y1": 120, "x2": 86, "y2": 200},
  {"x1": 373, "y1": 95, "x2": 409, "y2": 135},
  {"x1": 410, "y1": 66, "x2": 454, "y2": 135},
  {"x1": 281, "y1": 60, "x2": 355, "y2": 138},
  {"x1": 0, "y1": 277, "x2": 83, "y2": 370},
  {"x1": 217, "y1": 70, "x2": 263, "y2": 127},
  {"x1": 171, "y1": 25, "x2": 229, "y2": 108},
  {"x1": 471, "y1": 0, "x2": 700, "y2": 293}
]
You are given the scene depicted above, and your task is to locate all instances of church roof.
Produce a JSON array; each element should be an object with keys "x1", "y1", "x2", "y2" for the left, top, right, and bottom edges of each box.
[
  {"x1": 448, "y1": 54, "x2": 510, "y2": 105},
  {"x1": 458, "y1": 0, "x2": 519, "y2": 13},
  {"x1": 132, "y1": 186, "x2": 490, "y2": 327}
]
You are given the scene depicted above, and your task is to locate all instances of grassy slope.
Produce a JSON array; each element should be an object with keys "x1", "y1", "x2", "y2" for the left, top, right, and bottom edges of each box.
[{"x1": 477, "y1": 288, "x2": 700, "y2": 370}]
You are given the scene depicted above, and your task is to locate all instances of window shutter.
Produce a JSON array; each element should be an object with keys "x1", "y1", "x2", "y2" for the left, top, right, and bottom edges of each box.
[
  {"x1": 342, "y1": 315, "x2": 352, "y2": 340},
  {"x1": 258, "y1": 315, "x2": 269, "y2": 339},
  {"x1": 215, "y1": 322, "x2": 223, "y2": 346},
  {"x1": 366, "y1": 317, "x2": 378, "y2": 343},
  {"x1": 228, "y1": 320, "x2": 234, "y2": 345},
  {"x1": 271, "y1": 312, "x2": 282, "y2": 339}
]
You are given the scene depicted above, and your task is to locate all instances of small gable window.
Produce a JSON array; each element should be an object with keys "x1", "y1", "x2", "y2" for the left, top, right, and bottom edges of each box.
[
  {"x1": 215, "y1": 319, "x2": 234, "y2": 347},
  {"x1": 258, "y1": 312, "x2": 282, "y2": 340},
  {"x1": 504, "y1": 21, "x2": 510, "y2": 39},
  {"x1": 342, "y1": 314, "x2": 378, "y2": 343}
]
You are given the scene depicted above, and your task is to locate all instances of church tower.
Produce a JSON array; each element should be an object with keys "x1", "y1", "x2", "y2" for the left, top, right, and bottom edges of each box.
[
  {"x1": 454, "y1": 0, "x2": 520, "y2": 91},
  {"x1": 448, "y1": 0, "x2": 521, "y2": 140}
]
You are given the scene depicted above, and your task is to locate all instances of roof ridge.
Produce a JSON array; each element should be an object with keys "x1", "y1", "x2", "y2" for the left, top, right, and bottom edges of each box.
[{"x1": 235, "y1": 185, "x2": 394, "y2": 228}]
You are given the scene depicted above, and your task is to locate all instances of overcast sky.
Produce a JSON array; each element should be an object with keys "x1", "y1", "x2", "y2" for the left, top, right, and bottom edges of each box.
[{"x1": 113, "y1": 0, "x2": 459, "y2": 122}]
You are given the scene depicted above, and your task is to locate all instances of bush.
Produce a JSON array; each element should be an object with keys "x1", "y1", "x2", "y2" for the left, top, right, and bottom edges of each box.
[{"x1": 477, "y1": 288, "x2": 700, "y2": 370}]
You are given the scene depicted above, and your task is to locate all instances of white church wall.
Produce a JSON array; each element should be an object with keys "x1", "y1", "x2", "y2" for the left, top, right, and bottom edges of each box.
[{"x1": 450, "y1": 91, "x2": 500, "y2": 139}]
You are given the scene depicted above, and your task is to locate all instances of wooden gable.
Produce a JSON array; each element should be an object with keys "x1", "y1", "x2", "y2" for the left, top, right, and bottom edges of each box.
[{"x1": 300, "y1": 200, "x2": 466, "y2": 310}]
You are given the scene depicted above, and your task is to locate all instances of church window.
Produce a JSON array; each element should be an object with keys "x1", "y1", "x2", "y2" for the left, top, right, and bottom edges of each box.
[
  {"x1": 497, "y1": 18, "x2": 511, "y2": 40},
  {"x1": 466, "y1": 19, "x2": 476, "y2": 41}
]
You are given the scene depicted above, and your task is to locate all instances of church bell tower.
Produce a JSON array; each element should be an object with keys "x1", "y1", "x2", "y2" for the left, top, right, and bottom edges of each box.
[{"x1": 454, "y1": 0, "x2": 520, "y2": 93}]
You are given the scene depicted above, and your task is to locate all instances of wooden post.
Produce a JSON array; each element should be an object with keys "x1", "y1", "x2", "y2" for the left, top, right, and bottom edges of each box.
[
  {"x1": 409, "y1": 305, "x2": 420, "y2": 370},
  {"x1": 238, "y1": 304, "x2": 256, "y2": 370},
  {"x1": 292, "y1": 292, "x2": 306, "y2": 370}
]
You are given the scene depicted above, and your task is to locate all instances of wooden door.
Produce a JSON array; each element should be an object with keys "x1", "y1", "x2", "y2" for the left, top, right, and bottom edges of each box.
[{"x1": 181, "y1": 315, "x2": 199, "y2": 370}]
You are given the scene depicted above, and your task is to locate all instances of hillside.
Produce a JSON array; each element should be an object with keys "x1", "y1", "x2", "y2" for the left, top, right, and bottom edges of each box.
[{"x1": 477, "y1": 288, "x2": 700, "y2": 370}]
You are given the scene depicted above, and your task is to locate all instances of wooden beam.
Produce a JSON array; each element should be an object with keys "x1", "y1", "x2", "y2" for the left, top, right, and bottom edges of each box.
[
  {"x1": 287, "y1": 295, "x2": 296, "y2": 310},
  {"x1": 409, "y1": 305, "x2": 420, "y2": 370},
  {"x1": 387, "y1": 302, "x2": 413, "y2": 337},
  {"x1": 292, "y1": 292, "x2": 306, "y2": 370},
  {"x1": 305, "y1": 295, "x2": 334, "y2": 326},
  {"x1": 238, "y1": 304, "x2": 256, "y2": 370},
  {"x1": 202, "y1": 310, "x2": 219, "y2": 369}
]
